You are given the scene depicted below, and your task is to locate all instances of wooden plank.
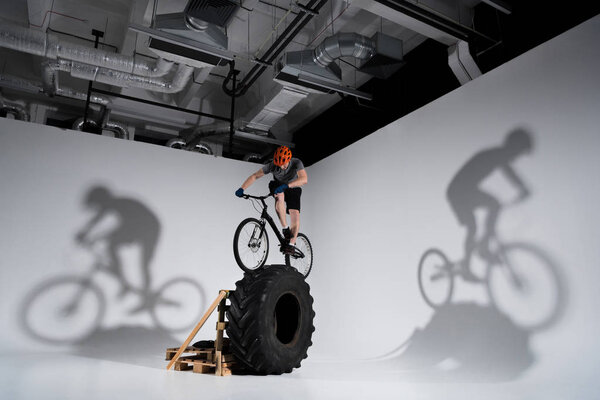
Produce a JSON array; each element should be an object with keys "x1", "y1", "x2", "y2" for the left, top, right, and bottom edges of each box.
[
  {"x1": 179, "y1": 357, "x2": 215, "y2": 366},
  {"x1": 193, "y1": 364, "x2": 213, "y2": 374},
  {"x1": 167, "y1": 348, "x2": 213, "y2": 358},
  {"x1": 174, "y1": 361, "x2": 192, "y2": 371},
  {"x1": 215, "y1": 297, "x2": 227, "y2": 353},
  {"x1": 216, "y1": 322, "x2": 228, "y2": 330},
  {"x1": 166, "y1": 290, "x2": 228, "y2": 371},
  {"x1": 215, "y1": 350, "x2": 222, "y2": 376}
]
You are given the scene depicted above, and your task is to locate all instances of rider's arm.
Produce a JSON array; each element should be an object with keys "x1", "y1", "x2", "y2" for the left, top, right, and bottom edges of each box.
[
  {"x1": 501, "y1": 165, "x2": 530, "y2": 199},
  {"x1": 76, "y1": 209, "x2": 106, "y2": 241},
  {"x1": 288, "y1": 169, "x2": 308, "y2": 188},
  {"x1": 241, "y1": 168, "x2": 265, "y2": 190}
]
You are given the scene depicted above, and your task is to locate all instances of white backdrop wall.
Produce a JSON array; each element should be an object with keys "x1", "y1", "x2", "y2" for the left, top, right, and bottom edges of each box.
[
  {"x1": 0, "y1": 118, "x2": 303, "y2": 357},
  {"x1": 303, "y1": 15, "x2": 600, "y2": 391}
]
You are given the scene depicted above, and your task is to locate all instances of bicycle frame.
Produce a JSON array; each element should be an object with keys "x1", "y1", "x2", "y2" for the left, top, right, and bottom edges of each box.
[{"x1": 245, "y1": 195, "x2": 286, "y2": 245}]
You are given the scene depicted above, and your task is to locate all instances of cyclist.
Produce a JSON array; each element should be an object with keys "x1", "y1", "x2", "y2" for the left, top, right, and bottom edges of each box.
[
  {"x1": 75, "y1": 185, "x2": 161, "y2": 312},
  {"x1": 235, "y1": 146, "x2": 308, "y2": 253},
  {"x1": 446, "y1": 128, "x2": 533, "y2": 281}
]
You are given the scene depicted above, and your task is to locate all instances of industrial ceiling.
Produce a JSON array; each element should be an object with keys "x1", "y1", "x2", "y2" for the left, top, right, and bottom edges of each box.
[{"x1": 0, "y1": 1, "x2": 598, "y2": 165}]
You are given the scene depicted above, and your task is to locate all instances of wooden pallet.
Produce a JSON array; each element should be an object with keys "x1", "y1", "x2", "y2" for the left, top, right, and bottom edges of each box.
[
  {"x1": 166, "y1": 290, "x2": 239, "y2": 376},
  {"x1": 167, "y1": 350, "x2": 238, "y2": 376}
]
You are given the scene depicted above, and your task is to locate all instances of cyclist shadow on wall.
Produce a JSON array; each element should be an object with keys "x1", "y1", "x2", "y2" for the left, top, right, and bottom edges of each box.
[
  {"x1": 19, "y1": 185, "x2": 206, "y2": 368},
  {"x1": 389, "y1": 128, "x2": 567, "y2": 381}
]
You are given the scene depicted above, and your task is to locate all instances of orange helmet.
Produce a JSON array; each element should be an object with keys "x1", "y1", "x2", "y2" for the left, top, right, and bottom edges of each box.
[{"x1": 273, "y1": 146, "x2": 292, "y2": 166}]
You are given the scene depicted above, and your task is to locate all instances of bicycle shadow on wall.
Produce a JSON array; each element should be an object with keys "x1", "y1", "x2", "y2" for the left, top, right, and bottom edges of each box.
[
  {"x1": 19, "y1": 185, "x2": 207, "y2": 368},
  {"x1": 388, "y1": 128, "x2": 568, "y2": 381}
]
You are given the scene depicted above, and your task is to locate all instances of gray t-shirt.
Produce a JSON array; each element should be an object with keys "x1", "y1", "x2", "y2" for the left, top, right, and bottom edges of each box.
[{"x1": 262, "y1": 158, "x2": 305, "y2": 184}]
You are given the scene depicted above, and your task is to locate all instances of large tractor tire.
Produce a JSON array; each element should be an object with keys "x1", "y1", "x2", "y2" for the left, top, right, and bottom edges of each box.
[{"x1": 226, "y1": 265, "x2": 315, "y2": 374}]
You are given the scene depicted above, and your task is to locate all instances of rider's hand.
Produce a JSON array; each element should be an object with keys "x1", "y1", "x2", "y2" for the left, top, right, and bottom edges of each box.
[
  {"x1": 274, "y1": 184, "x2": 288, "y2": 194},
  {"x1": 235, "y1": 188, "x2": 245, "y2": 197}
]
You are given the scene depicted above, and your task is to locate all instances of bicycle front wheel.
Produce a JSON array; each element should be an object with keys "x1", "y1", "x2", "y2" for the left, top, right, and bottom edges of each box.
[
  {"x1": 487, "y1": 243, "x2": 565, "y2": 332},
  {"x1": 418, "y1": 249, "x2": 454, "y2": 309},
  {"x1": 233, "y1": 217, "x2": 270, "y2": 273},
  {"x1": 285, "y1": 233, "x2": 313, "y2": 278}
]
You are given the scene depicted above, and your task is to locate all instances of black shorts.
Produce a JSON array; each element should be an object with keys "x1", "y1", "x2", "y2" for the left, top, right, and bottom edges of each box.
[{"x1": 269, "y1": 180, "x2": 301, "y2": 213}]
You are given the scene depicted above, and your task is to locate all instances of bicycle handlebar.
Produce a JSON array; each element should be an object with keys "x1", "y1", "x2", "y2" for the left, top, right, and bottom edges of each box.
[{"x1": 242, "y1": 194, "x2": 271, "y2": 200}]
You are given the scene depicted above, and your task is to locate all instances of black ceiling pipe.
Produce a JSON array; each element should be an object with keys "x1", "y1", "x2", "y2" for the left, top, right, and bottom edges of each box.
[{"x1": 223, "y1": 0, "x2": 327, "y2": 97}]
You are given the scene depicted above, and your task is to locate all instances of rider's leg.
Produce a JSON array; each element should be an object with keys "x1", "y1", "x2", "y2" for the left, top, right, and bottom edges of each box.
[
  {"x1": 480, "y1": 196, "x2": 501, "y2": 259},
  {"x1": 274, "y1": 193, "x2": 288, "y2": 227},
  {"x1": 107, "y1": 241, "x2": 129, "y2": 296},
  {"x1": 462, "y1": 212, "x2": 478, "y2": 273},
  {"x1": 289, "y1": 209, "x2": 300, "y2": 245},
  {"x1": 139, "y1": 238, "x2": 157, "y2": 294},
  {"x1": 129, "y1": 240, "x2": 157, "y2": 314}
]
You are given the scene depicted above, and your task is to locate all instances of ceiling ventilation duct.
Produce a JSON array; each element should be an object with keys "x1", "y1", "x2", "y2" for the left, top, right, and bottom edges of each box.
[
  {"x1": 185, "y1": 0, "x2": 239, "y2": 27},
  {"x1": 243, "y1": 153, "x2": 263, "y2": 163},
  {"x1": 447, "y1": 40, "x2": 482, "y2": 85},
  {"x1": 275, "y1": 32, "x2": 404, "y2": 99},
  {"x1": 73, "y1": 116, "x2": 131, "y2": 140},
  {"x1": 134, "y1": 0, "x2": 239, "y2": 69},
  {"x1": 166, "y1": 137, "x2": 214, "y2": 154},
  {"x1": 244, "y1": 86, "x2": 311, "y2": 133},
  {"x1": 0, "y1": 98, "x2": 29, "y2": 121},
  {"x1": 358, "y1": 32, "x2": 405, "y2": 79},
  {"x1": 0, "y1": 19, "x2": 174, "y2": 77},
  {"x1": 51, "y1": 59, "x2": 194, "y2": 93},
  {"x1": 0, "y1": 73, "x2": 111, "y2": 106}
]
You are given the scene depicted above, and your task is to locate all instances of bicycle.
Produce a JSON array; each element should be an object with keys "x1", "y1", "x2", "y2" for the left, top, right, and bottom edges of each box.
[
  {"x1": 417, "y1": 233, "x2": 564, "y2": 332},
  {"x1": 20, "y1": 240, "x2": 206, "y2": 344},
  {"x1": 233, "y1": 194, "x2": 313, "y2": 277}
]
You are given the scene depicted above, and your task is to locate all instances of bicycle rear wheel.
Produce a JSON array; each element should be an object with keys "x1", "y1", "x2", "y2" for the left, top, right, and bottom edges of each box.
[
  {"x1": 285, "y1": 233, "x2": 313, "y2": 278},
  {"x1": 233, "y1": 217, "x2": 270, "y2": 273},
  {"x1": 418, "y1": 249, "x2": 454, "y2": 308},
  {"x1": 20, "y1": 276, "x2": 105, "y2": 344}
]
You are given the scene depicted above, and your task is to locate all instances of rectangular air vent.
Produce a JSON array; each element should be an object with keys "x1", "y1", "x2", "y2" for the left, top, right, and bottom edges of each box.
[{"x1": 185, "y1": 0, "x2": 239, "y2": 27}]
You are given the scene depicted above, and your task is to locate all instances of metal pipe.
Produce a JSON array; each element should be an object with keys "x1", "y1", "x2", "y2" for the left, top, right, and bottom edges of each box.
[
  {"x1": 104, "y1": 120, "x2": 130, "y2": 140},
  {"x1": 58, "y1": 59, "x2": 194, "y2": 93},
  {"x1": 185, "y1": 15, "x2": 209, "y2": 32},
  {"x1": 313, "y1": 32, "x2": 375, "y2": 67},
  {"x1": 243, "y1": 153, "x2": 262, "y2": 162},
  {"x1": 166, "y1": 137, "x2": 213, "y2": 154},
  {"x1": 1, "y1": 95, "x2": 30, "y2": 121},
  {"x1": 55, "y1": 86, "x2": 111, "y2": 105},
  {"x1": 0, "y1": 19, "x2": 175, "y2": 77},
  {"x1": 91, "y1": 87, "x2": 232, "y2": 122},
  {"x1": 0, "y1": 102, "x2": 29, "y2": 121},
  {"x1": 73, "y1": 116, "x2": 130, "y2": 139},
  {"x1": 0, "y1": 74, "x2": 42, "y2": 94},
  {"x1": 72, "y1": 117, "x2": 99, "y2": 131},
  {"x1": 192, "y1": 142, "x2": 213, "y2": 154},
  {"x1": 1, "y1": 72, "x2": 110, "y2": 105},
  {"x1": 223, "y1": 0, "x2": 327, "y2": 97},
  {"x1": 167, "y1": 138, "x2": 187, "y2": 148}
]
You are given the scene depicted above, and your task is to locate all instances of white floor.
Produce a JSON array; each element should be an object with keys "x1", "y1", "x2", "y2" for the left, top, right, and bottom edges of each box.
[{"x1": 0, "y1": 350, "x2": 595, "y2": 400}]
